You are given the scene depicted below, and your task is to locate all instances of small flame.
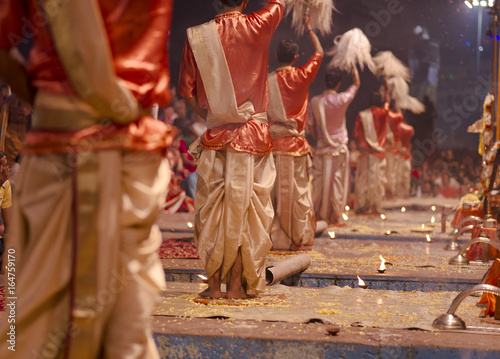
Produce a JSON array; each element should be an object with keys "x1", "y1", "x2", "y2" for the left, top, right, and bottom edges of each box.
[
  {"x1": 386, "y1": 230, "x2": 391, "y2": 235},
  {"x1": 357, "y1": 275, "x2": 366, "y2": 287},
  {"x1": 431, "y1": 206, "x2": 436, "y2": 212},
  {"x1": 380, "y1": 214, "x2": 386, "y2": 220},
  {"x1": 198, "y1": 274, "x2": 208, "y2": 283},
  {"x1": 342, "y1": 213, "x2": 349, "y2": 221},
  {"x1": 426, "y1": 234, "x2": 433, "y2": 243},
  {"x1": 431, "y1": 216, "x2": 435, "y2": 224},
  {"x1": 421, "y1": 224, "x2": 425, "y2": 229},
  {"x1": 379, "y1": 255, "x2": 386, "y2": 271},
  {"x1": 345, "y1": 205, "x2": 350, "y2": 211},
  {"x1": 187, "y1": 222, "x2": 194, "y2": 229},
  {"x1": 401, "y1": 207, "x2": 406, "y2": 213},
  {"x1": 328, "y1": 231, "x2": 336, "y2": 239}
]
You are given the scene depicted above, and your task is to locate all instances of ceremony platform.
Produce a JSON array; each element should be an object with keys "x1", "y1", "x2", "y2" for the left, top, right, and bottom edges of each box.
[{"x1": 153, "y1": 198, "x2": 500, "y2": 358}]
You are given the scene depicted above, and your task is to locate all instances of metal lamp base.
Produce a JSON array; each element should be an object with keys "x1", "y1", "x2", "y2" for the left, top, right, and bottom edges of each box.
[
  {"x1": 444, "y1": 242, "x2": 461, "y2": 251},
  {"x1": 449, "y1": 254, "x2": 470, "y2": 265},
  {"x1": 432, "y1": 314, "x2": 466, "y2": 330}
]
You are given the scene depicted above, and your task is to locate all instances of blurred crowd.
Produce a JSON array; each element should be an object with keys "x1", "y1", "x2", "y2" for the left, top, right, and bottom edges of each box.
[{"x1": 410, "y1": 149, "x2": 480, "y2": 199}]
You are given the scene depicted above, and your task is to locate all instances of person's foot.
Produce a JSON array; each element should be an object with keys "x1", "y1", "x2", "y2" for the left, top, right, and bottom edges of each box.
[
  {"x1": 290, "y1": 241, "x2": 302, "y2": 251},
  {"x1": 199, "y1": 287, "x2": 223, "y2": 299},
  {"x1": 226, "y1": 286, "x2": 254, "y2": 299}
]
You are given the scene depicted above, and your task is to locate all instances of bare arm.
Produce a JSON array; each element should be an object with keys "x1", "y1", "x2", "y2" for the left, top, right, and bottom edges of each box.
[
  {"x1": 0, "y1": 50, "x2": 36, "y2": 105},
  {"x1": 305, "y1": 15, "x2": 324, "y2": 56},
  {"x1": 351, "y1": 66, "x2": 360, "y2": 90},
  {"x1": 383, "y1": 78, "x2": 390, "y2": 106},
  {"x1": 185, "y1": 96, "x2": 207, "y2": 120}
]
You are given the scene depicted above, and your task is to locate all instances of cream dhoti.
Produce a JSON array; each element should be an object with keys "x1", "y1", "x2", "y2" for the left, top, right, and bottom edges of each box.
[
  {"x1": 4, "y1": 149, "x2": 169, "y2": 359},
  {"x1": 271, "y1": 154, "x2": 315, "y2": 249},
  {"x1": 311, "y1": 145, "x2": 350, "y2": 225},
  {"x1": 354, "y1": 153, "x2": 387, "y2": 213},
  {"x1": 194, "y1": 148, "x2": 275, "y2": 296}
]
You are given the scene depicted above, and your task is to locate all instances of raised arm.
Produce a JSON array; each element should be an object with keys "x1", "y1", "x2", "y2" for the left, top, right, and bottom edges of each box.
[
  {"x1": 305, "y1": 15, "x2": 324, "y2": 57},
  {"x1": 351, "y1": 66, "x2": 360, "y2": 90}
]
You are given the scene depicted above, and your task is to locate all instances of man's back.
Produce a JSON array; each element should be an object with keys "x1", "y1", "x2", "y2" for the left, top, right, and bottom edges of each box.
[
  {"x1": 179, "y1": 1, "x2": 283, "y2": 114},
  {"x1": 6, "y1": 0, "x2": 172, "y2": 109}
]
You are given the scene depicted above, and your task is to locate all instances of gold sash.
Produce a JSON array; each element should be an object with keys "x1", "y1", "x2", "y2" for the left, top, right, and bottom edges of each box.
[
  {"x1": 39, "y1": 0, "x2": 139, "y2": 124},
  {"x1": 359, "y1": 109, "x2": 385, "y2": 152},
  {"x1": 267, "y1": 72, "x2": 304, "y2": 138},
  {"x1": 187, "y1": 21, "x2": 266, "y2": 130}
]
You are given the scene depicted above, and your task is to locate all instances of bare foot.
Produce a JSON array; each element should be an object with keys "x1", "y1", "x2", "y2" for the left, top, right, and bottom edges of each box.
[
  {"x1": 199, "y1": 287, "x2": 223, "y2": 299},
  {"x1": 290, "y1": 241, "x2": 302, "y2": 251},
  {"x1": 226, "y1": 286, "x2": 253, "y2": 299}
]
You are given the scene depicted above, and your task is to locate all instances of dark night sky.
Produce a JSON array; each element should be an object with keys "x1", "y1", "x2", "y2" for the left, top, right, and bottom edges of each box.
[{"x1": 169, "y1": 0, "x2": 494, "y2": 150}]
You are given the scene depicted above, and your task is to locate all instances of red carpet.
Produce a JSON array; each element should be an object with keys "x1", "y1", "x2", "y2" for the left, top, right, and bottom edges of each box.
[{"x1": 158, "y1": 238, "x2": 199, "y2": 259}]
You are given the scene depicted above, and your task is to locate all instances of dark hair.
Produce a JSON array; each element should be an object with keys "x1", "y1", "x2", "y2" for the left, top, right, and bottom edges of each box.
[
  {"x1": 325, "y1": 69, "x2": 341, "y2": 90},
  {"x1": 220, "y1": 0, "x2": 244, "y2": 7},
  {"x1": 369, "y1": 91, "x2": 384, "y2": 107},
  {"x1": 0, "y1": 151, "x2": 5, "y2": 160},
  {"x1": 277, "y1": 40, "x2": 299, "y2": 64}
]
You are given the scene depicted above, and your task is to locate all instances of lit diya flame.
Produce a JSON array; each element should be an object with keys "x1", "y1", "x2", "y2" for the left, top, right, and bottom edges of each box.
[
  {"x1": 187, "y1": 222, "x2": 194, "y2": 229},
  {"x1": 401, "y1": 207, "x2": 406, "y2": 213},
  {"x1": 378, "y1": 255, "x2": 386, "y2": 273},
  {"x1": 421, "y1": 224, "x2": 425, "y2": 229},
  {"x1": 380, "y1": 214, "x2": 386, "y2": 220},
  {"x1": 328, "y1": 231, "x2": 336, "y2": 239},
  {"x1": 386, "y1": 230, "x2": 391, "y2": 235},
  {"x1": 342, "y1": 213, "x2": 349, "y2": 221},
  {"x1": 197, "y1": 274, "x2": 208, "y2": 283},
  {"x1": 431, "y1": 206, "x2": 436, "y2": 212},
  {"x1": 426, "y1": 234, "x2": 433, "y2": 243},
  {"x1": 357, "y1": 275, "x2": 368, "y2": 289},
  {"x1": 345, "y1": 205, "x2": 350, "y2": 211},
  {"x1": 431, "y1": 216, "x2": 435, "y2": 224}
]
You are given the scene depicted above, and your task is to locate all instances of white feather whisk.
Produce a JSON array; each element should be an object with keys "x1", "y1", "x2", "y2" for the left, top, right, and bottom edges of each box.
[
  {"x1": 373, "y1": 51, "x2": 410, "y2": 82},
  {"x1": 285, "y1": 0, "x2": 335, "y2": 36},
  {"x1": 386, "y1": 77, "x2": 425, "y2": 114},
  {"x1": 327, "y1": 28, "x2": 376, "y2": 74}
]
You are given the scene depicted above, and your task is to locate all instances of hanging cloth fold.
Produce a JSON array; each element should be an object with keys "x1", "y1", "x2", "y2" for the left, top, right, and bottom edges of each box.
[
  {"x1": 267, "y1": 72, "x2": 304, "y2": 138},
  {"x1": 359, "y1": 108, "x2": 384, "y2": 152},
  {"x1": 187, "y1": 21, "x2": 267, "y2": 130}
]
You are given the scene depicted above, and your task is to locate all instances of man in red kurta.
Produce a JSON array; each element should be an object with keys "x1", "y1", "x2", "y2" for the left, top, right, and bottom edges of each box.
[
  {"x1": 268, "y1": 16, "x2": 323, "y2": 250},
  {"x1": 178, "y1": 0, "x2": 284, "y2": 298},
  {"x1": 354, "y1": 92, "x2": 389, "y2": 214},
  {"x1": 385, "y1": 105, "x2": 404, "y2": 199},
  {"x1": 396, "y1": 120, "x2": 415, "y2": 198},
  {"x1": 0, "y1": 1, "x2": 175, "y2": 358}
]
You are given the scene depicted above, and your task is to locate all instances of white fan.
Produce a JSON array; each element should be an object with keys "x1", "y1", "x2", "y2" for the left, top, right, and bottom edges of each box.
[
  {"x1": 373, "y1": 51, "x2": 410, "y2": 82},
  {"x1": 326, "y1": 28, "x2": 376, "y2": 74},
  {"x1": 285, "y1": 0, "x2": 335, "y2": 36}
]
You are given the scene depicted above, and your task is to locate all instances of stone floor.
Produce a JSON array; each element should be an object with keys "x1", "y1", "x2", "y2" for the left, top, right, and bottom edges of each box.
[{"x1": 154, "y1": 197, "x2": 500, "y2": 358}]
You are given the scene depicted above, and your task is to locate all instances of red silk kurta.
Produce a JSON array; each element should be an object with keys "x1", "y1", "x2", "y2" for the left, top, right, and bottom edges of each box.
[
  {"x1": 0, "y1": 0, "x2": 175, "y2": 153},
  {"x1": 1, "y1": 0, "x2": 172, "y2": 108},
  {"x1": 178, "y1": 1, "x2": 284, "y2": 155},
  {"x1": 271, "y1": 53, "x2": 322, "y2": 156},
  {"x1": 386, "y1": 110, "x2": 403, "y2": 153},
  {"x1": 398, "y1": 121, "x2": 414, "y2": 159},
  {"x1": 354, "y1": 105, "x2": 389, "y2": 158}
]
